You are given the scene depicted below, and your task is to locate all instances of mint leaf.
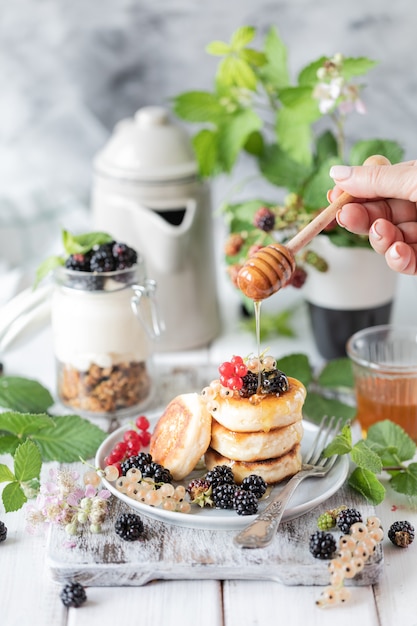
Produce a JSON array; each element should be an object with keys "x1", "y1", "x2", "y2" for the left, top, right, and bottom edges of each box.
[
  {"x1": 389, "y1": 463, "x2": 417, "y2": 496},
  {"x1": 2, "y1": 481, "x2": 27, "y2": 513},
  {"x1": 62, "y1": 230, "x2": 113, "y2": 255},
  {"x1": 0, "y1": 412, "x2": 55, "y2": 436},
  {"x1": 0, "y1": 377, "x2": 54, "y2": 413},
  {"x1": 275, "y1": 353, "x2": 313, "y2": 388},
  {"x1": 32, "y1": 414, "x2": 107, "y2": 462},
  {"x1": 323, "y1": 423, "x2": 352, "y2": 456},
  {"x1": 13, "y1": 440, "x2": 42, "y2": 482},
  {"x1": 34, "y1": 255, "x2": 64, "y2": 287},
  {"x1": 348, "y1": 467, "x2": 386, "y2": 505},
  {"x1": 303, "y1": 391, "x2": 356, "y2": 424},
  {"x1": 366, "y1": 420, "x2": 416, "y2": 466},
  {"x1": 350, "y1": 440, "x2": 383, "y2": 473},
  {"x1": 0, "y1": 464, "x2": 16, "y2": 483},
  {"x1": 317, "y1": 358, "x2": 354, "y2": 389}
]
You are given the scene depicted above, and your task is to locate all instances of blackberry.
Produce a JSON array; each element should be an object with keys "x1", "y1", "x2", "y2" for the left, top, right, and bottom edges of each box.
[
  {"x1": 65, "y1": 252, "x2": 92, "y2": 272},
  {"x1": 212, "y1": 483, "x2": 236, "y2": 509},
  {"x1": 149, "y1": 463, "x2": 173, "y2": 486},
  {"x1": 121, "y1": 452, "x2": 153, "y2": 476},
  {"x1": 260, "y1": 369, "x2": 289, "y2": 395},
  {"x1": 112, "y1": 242, "x2": 138, "y2": 269},
  {"x1": 60, "y1": 581, "x2": 87, "y2": 608},
  {"x1": 388, "y1": 520, "x2": 415, "y2": 547},
  {"x1": 115, "y1": 512, "x2": 144, "y2": 541},
  {"x1": 336, "y1": 508, "x2": 363, "y2": 534},
  {"x1": 186, "y1": 478, "x2": 213, "y2": 507},
  {"x1": 90, "y1": 243, "x2": 116, "y2": 272},
  {"x1": 253, "y1": 206, "x2": 276, "y2": 232},
  {"x1": 241, "y1": 474, "x2": 267, "y2": 499},
  {"x1": 239, "y1": 371, "x2": 259, "y2": 398},
  {"x1": 233, "y1": 488, "x2": 258, "y2": 516},
  {"x1": 205, "y1": 465, "x2": 235, "y2": 489},
  {"x1": 309, "y1": 530, "x2": 337, "y2": 559},
  {"x1": 0, "y1": 521, "x2": 7, "y2": 543}
]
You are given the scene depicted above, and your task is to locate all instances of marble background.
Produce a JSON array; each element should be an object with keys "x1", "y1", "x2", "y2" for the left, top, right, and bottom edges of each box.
[{"x1": 2, "y1": 0, "x2": 417, "y2": 271}]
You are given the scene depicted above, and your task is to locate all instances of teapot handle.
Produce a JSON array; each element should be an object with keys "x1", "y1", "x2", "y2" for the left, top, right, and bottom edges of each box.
[{"x1": 130, "y1": 280, "x2": 165, "y2": 340}]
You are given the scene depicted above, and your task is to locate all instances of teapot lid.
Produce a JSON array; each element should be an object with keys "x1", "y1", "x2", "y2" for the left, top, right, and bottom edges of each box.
[{"x1": 93, "y1": 106, "x2": 198, "y2": 182}]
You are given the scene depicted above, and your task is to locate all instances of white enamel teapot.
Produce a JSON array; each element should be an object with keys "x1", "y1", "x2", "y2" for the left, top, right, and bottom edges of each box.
[{"x1": 91, "y1": 106, "x2": 221, "y2": 352}]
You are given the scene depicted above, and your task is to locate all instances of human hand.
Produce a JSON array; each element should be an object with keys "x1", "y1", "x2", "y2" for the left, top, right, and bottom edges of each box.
[{"x1": 329, "y1": 155, "x2": 417, "y2": 275}]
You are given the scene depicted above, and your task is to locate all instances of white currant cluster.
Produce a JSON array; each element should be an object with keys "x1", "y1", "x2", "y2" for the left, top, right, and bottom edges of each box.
[
  {"x1": 316, "y1": 516, "x2": 384, "y2": 608},
  {"x1": 114, "y1": 468, "x2": 191, "y2": 513}
]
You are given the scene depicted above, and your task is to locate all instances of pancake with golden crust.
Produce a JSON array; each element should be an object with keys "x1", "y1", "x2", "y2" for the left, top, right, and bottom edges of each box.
[
  {"x1": 209, "y1": 377, "x2": 306, "y2": 433},
  {"x1": 150, "y1": 392, "x2": 212, "y2": 480},
  {"x1": 204, "y1": 444, "x2": 302, "y2": 484},
  {"x1": 210, "y1": 419, "x2": 303, "y2": 462}
]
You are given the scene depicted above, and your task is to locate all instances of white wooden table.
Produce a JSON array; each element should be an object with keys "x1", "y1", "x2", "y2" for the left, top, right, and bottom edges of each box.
[{"x1": 1, "y1": 273, "x2": 417, "y2": 626}]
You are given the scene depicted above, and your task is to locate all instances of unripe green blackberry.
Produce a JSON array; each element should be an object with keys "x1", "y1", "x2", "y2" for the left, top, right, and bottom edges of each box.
[{"x1": 317, "y1": 512, "x2": 335, "y2": 530}]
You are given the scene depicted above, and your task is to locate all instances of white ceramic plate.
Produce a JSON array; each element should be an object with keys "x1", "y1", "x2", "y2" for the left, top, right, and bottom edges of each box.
[{"x1": 95, "y1": 417, "x2": 349, "y2": 531}]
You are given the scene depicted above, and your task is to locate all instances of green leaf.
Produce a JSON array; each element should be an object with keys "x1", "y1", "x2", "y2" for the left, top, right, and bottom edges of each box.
[
  {"x1": 34, "y1": 255, "x2": 64, "y2": 287},
  {"x1": 323, "y1": 423, "x2": 352, "y2": 456},
  {"x1": 240, "y1": 48, "x2": 267, "y2": 67},
  {"x1": 350, "y1": 440, "x2": 383, "y2": 473},
  {"x1": 350, "y1": 139, "x2": 405, "y2": 166},
  {"x1": 192, "y1": 129, "x2": 219, "y2": 177},
  {"x1": 340, "y1": 57, "x2": 378, "y2": 80},
  {"x1": 259, "y1": 26, "x2": 290, "y2": 89},
  {"x1": 366, "y1": 420, "x2": 416, "y2": 466},
  {"x1": 298, "y1": 57, "x2": 328, "y2": 85},
  {"x1": 315, "y1": 130, "x2": 339, "y2": 164},
  {"x1": 230, "y1": 26, "x2": 256, "y2": 50},
  {"x1": 275, "y1": 353, "x2": 313, "y2": 388},
  {"x1": 218, "y1": 109, "x2": 262, "y2": 171},
  {"x1": 206, "y1": 41, "x2": 231, "y2": 56},
  {"x1": 217, "y1": 56, "x2": 258, "y2": 90},
  {"x1": 240, "y1": 309, "x2": 296, "y2": 340},
  {"x1": 0, "y1": 377, "x2": 54, "y2": 413},
  {"x1": 0, "y1": 464, "x2": 16, "y2": 483},
  {"x1": 32, "y1": 414, "x2": 107, "y2": 462},
  {"x1": 2, "y1": 481, "x2": 27, "y2": 512},
  {"x1": 389, "y1": 463, "x2": 417, "y2": 496},
  {"x1": 244, "y1": 130, "x2": 264, "y2": 156},
  {"x1": 0, "y1": 412, "x2": 55, "y2": 436},
  {"x1": 348, "y1": 467, "x2": 386, "y2": 505},
  {"x1": 14, "y1": 440, "x2": 42, "y2": 482},
  {"x1": 0, "y1": 434, "x2": 20, "y2": 455},
  {"x1": 172, "y1": 91, "x2": 224, "y2": 123},
  {"x1": 303, "y1": 391, "x2": 356, "y2": 424},
  {"x1": 317, "y1": 358, "x2": 354, "y2": 389},
  {"x1": 260, "y1": 144, "x2": 312, "y2": 191},
  {"x1": 62, "y1": 230, "x2": 113, "y2": 255}
]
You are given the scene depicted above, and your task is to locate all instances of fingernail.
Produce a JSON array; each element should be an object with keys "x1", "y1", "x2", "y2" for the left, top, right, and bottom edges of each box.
[
  {"x1": 388, "y1": 243, "x2": 401, "y2": 260},
  {"x1": 329, "y1": 165, "x2": 352, "y2": 181},
  {"x1": 336, "y1": 209, "x2": 346, "y2": 227},
  {"x1": 370, "y1": 222, "x2": 382, "y2": 241}
]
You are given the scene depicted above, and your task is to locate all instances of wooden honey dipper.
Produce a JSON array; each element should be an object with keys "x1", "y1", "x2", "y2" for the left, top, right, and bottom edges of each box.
[{"x1": 237, "y1": 191, "x2": 355, "y2": 300}]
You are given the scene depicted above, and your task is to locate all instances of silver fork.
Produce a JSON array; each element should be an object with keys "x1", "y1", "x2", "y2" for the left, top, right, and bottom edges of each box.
[{"x1": 233, "y1": 415, "x2": 343, "y2": 549}]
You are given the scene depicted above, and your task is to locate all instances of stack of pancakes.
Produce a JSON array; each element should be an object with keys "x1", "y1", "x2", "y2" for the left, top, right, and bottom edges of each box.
[{"x1": 204, "y1": 377, "x2": 306, "y2": 484}]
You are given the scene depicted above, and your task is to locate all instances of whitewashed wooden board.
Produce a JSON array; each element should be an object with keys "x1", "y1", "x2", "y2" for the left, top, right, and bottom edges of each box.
[{"x1": 46, "y1": 484, "x2": 383, "y2": 587}]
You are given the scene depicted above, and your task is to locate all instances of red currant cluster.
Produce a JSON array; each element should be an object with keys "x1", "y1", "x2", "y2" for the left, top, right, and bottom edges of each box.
[
  {"x1": 218, "y1": 355, "x2": 248, "y2": 391},
  {"x1": 104, "y1": 415, "x2": 151, "y2": 475}
]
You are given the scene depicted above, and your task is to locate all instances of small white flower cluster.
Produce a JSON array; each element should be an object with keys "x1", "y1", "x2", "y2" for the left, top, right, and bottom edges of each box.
[
  {"x1": 313, "y1": 53, "x2": 366, "y2": 116},
  {"x1": 316, "y1": 516, "x2": 384, "y2": 608}
]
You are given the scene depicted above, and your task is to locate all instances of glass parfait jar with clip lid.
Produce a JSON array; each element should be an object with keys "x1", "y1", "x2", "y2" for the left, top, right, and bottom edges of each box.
[{"x1": 51, "y1": 258, "x2": 163, "y2": 419}]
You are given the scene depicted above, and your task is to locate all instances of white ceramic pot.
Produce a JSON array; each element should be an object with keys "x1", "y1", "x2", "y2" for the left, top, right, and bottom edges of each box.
[{"x1": 301, "y1": 235, "x2": 398, "y2": 359}]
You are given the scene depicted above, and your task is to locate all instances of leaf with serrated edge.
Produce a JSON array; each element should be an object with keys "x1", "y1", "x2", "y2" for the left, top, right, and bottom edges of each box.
[
  {"x1": 350, "y1": 440, "x2": 383, "y2": 473},
  {"x1": 0, "y1": 412, "x2": 55, "y2": 436},
  {"x1": 0, "y1": 464, "x2": 16, "y2": 483},
  {"x1": 317, "y1": 358, "x2": 354, "y2": 389},
  {"x1": 389, "y1": 463, "x2": 417, "y2": 496},
  {"x1": 14, "y1": 440, "x2": 42, "y2": 482},
  {"x1": 366, "y1": 420, "x2": 416, "y2": 465},
  {"x1": 0, "y1": 377, "x2": 54, "y2": 413},
  {"x1": 323, "y1": 423, "x2": 352, "y2": 457},
  {"x1": 32, "y1": 415, "x2": 107, "y2": 462},
  {"x1": 2, "y1": 481, "x2": 27, "y2": 513},
  {"x1": 0, "y1": 434, "x2": 20, "y2": 455},
  {"x1": 275, "y1": 353, "x2": 313, "y2": 388},
  {"x1": 348, "y1": 467, "x2": 386, "y2": 505},
  {"x1": 303, "y1": 392, "x2": 356, "y2": 424}
]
